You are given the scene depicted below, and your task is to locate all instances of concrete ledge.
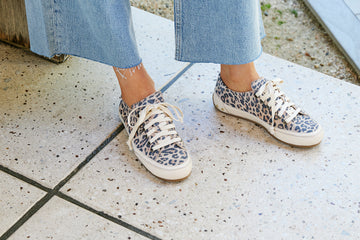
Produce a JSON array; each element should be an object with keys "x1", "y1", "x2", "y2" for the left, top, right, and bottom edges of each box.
[{"x1": 304, "y1": 0, "x2": 360, "y2": 75}]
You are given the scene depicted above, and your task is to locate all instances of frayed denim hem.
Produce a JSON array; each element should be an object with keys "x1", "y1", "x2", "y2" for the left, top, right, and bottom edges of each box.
[
  {"x1": 41, "y1": 51, "x2": 143, "y2": 69},
  {"x1": 175, "y1": 45, "x2": 264, "y2": 66},
  {"x1": 175, "y1": 33, "x2": 266, "y2": 65}
]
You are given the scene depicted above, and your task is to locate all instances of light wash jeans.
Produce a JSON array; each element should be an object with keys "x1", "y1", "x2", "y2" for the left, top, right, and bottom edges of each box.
[{"x1": 25, "y1": 0, "x2": 265, "y2": 69}]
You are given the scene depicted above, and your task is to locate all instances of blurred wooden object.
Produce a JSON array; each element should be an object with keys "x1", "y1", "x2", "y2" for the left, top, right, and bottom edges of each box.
[{"x1": 0, "y1": 0, "x2": 68, "y2": 63}]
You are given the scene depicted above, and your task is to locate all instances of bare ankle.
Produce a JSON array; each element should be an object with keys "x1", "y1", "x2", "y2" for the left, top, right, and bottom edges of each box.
[
  {"x1": 122, "y1": 87, "x2": 156, "y2": 107},
  {"x1": 220, "y1": 63, "x2": 260, "y2": 92},
  {"x1": 113, "y1": 63, "x2": 156, "y2": 107}
]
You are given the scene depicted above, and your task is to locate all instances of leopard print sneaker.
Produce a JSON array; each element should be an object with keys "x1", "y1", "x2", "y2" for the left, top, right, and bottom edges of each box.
[
  {"x1": 213, "y1": 75, "x2": 324, "y2": 147},
  {"x1": 119, "y1": 91, "x2": 192, "y2": 180}
]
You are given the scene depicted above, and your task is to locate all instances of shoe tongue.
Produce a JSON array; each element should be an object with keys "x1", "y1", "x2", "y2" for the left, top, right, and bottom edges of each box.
[
  {"x1": 131, "y1": 91, "x2": 165, "y2": 109},
  {"x1": 251, "y1": 77, "x2": 270, "y2": 93}
]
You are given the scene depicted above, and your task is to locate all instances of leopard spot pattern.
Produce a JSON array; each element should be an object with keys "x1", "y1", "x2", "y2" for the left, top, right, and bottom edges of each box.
[
  {"x1": 119, "y1": 91, "x2": 188, "y2": 166},
  {"x1": 214, "y1": 75, "x2": 319, "y2": 134}
]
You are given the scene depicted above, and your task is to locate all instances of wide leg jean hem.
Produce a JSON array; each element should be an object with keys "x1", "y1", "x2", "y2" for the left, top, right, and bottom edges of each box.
[
  {"x1": 25, "y1": 0, "x2": 142, "y2": 69},
  {"x1": 174, "y1": 0, "x2": 265, "y2": 65},
  {"x1": 25, "y1": 1, "x2": 266, "y2": 69},
  {"x1": 175, "y1": 35, "x2": 266, "y2": 65}
]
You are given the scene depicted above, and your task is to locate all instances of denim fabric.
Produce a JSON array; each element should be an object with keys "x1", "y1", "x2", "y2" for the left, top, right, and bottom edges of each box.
[
  {"x1": 25, "y1": 0, "x2": 265, "y2": 68},
  {"x1": 25, "y1": 0, "x2": 141, "y2": 68},
  {"x1": 174, "y1": 0, "x2": 265, "y2": 64}
]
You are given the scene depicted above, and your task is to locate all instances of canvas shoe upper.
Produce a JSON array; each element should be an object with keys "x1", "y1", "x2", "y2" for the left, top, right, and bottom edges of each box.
[
  {"x1": 213, "y1": 75, "x2": 324, "y2": 147},
  {"x1": 119, "y1": 91, "x2": 192, "y2": 180}
]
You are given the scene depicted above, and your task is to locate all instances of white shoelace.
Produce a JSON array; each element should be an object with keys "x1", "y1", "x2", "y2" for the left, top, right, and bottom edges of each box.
[
  {"x1": 126, "y1": 103, "x2": 184, "y2": 151},
  {"x1": 255, "y1": 78, "x2": 301, "y2": 134}
]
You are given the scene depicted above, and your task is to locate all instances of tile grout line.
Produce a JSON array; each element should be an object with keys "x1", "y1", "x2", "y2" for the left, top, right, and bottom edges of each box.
[
  {"x1": 0, "y1": 124, "x2": 160, "y2": 240},
  {"x1": 0, "y1": 165, "x2": 52, "y2": 193},
  {"x1": 52, "y1": 125, "x2": 124, "y2": 192},
  {"x1": 0, "y1": 192, "x2": 55, "y2": 240},
  {"x1": 0, "y1": 125, "x2": 123, "y2": 240},
  {"x1": 160, "y1": 63, "x2": 194, "y2": 93},
  {"x1": 0, "y1": 63, "x2": 194, "y2": 240},
  {"x1": 56, "y1": 192, "x2": 161, "y2": 240}
]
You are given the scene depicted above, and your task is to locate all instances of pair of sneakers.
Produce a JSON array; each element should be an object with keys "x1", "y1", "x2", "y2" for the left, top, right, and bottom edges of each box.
[{"x1": 119, "y1": 75, "x2": 324, "y2": 181}]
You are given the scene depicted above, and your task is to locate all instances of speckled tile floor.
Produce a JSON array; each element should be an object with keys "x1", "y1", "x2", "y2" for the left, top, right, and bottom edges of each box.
[{"x1": 1, "y1": 7, "x2": 360, "y2": 240}]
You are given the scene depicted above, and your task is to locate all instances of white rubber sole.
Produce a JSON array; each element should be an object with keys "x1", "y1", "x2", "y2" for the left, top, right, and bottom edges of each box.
[
  {"x1": 133, "y1": 147, "x2": 192, "y2": 181},
  {"x1": 119, "y1": 113, "x2": 192, "y2": 181},
  {"x1": 213, "y1": 93, "x2": 324, "y2": 147}
]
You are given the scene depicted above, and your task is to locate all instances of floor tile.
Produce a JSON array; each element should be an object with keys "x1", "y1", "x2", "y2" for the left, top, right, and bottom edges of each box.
[
  {"x1": 0, "y1": 42, "x2": 122, "y2": 188},
  {"x1": 8, "y1": 196, "x2": 148, "y2": 240},
  {"x1": 0, "y1": 8, "x2": 186, "y2": 188},
  {"x1": 0, "y1": 171, "x2": 46, "y2": 236},
  {"x1": 61, "y1": 54, "x2": 360, "y2": 239}
]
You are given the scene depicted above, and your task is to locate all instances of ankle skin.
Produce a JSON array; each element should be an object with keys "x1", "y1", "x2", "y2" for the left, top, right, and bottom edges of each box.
[
  {"x1": 113, "y1": 63, "x2": 156, "y2": 106},
  {"x1": 220, "y1": 63, "x2": 260, "y2": 92}
]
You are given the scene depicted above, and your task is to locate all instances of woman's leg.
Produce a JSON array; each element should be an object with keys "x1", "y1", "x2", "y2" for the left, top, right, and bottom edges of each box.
[
  {"x1": 174, "y1": 0, "x2": 263, "y2": 90},
  {"x1": 175, "y1": 0, "x2": 324, "y2": 147},
  {"x1": 25, "y1": 0, "x2": 191, "y2": 180},
  {"x1": 113, "y1": 63, "x2": 155, "y2": 106},
  {"x1": 220, "y1": 63, "x2": 259, "y2": 92},
  {"x1": 116, "y1": 62, "x2": 192, "y2": 181}
]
